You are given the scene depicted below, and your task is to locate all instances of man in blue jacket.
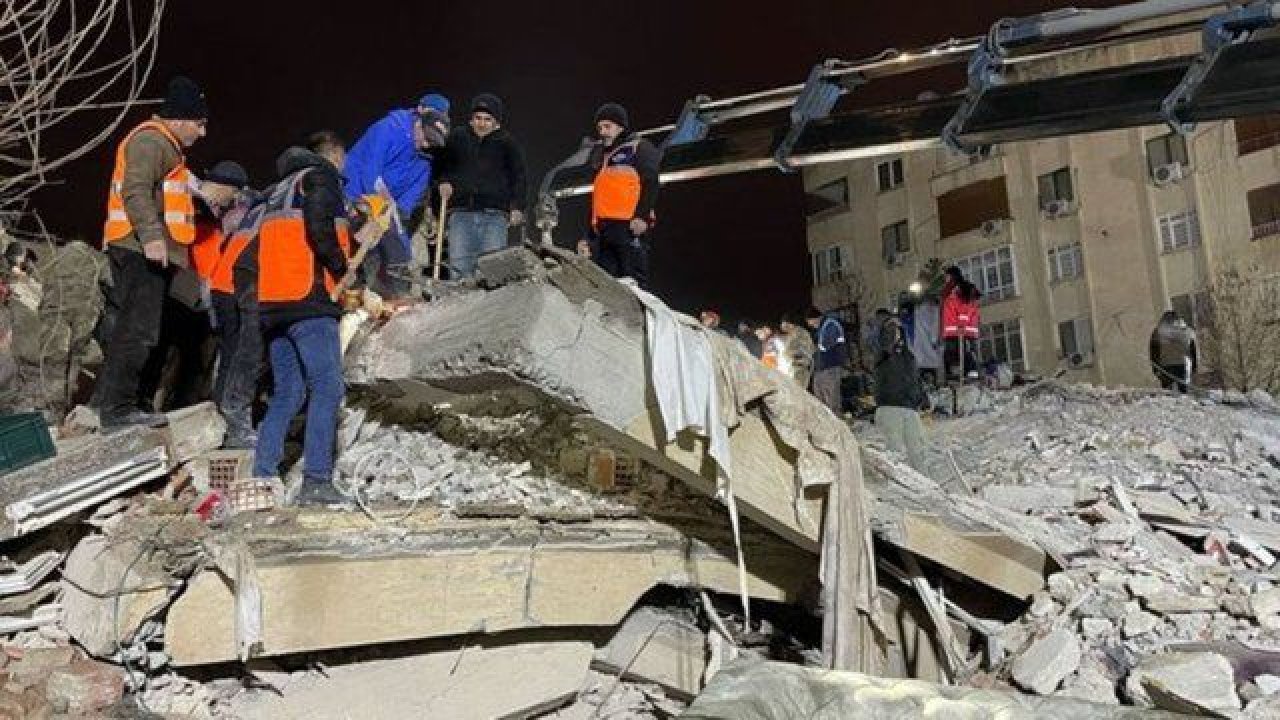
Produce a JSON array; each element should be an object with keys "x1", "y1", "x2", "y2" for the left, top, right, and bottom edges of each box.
[{"x1": 344, "y1": 92, "x2": 451, "y2": 297}]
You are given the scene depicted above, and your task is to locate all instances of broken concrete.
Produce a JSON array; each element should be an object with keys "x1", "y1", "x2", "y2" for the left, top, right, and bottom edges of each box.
[
  {"x1": 231, "y1": 641, "x2": 592, "y2": 719},
  {"x1": 1125, "y1": 651, "x2": 1242, "y2": 714},
  {"x1": 594, "y1": 607, "x2": 706, "y2": 700},
  {"x1": 1011, "y1": 628, "x2": 1082, "y2": 695}
]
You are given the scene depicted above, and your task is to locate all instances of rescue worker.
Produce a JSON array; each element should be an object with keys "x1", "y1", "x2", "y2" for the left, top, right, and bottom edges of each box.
[
  {"x1": 874, "y1": 318, "x2": 929, "y2": 473},
  {"x1": 940, "y1": 266, "x2": 981, "y2": 382},
  {"x1": 190, "y1": 161, "x2": 265, "y2": 448},
  {"x1": 344, "y1": 92, "x2": 451, "y2": 296},
  {"x1": 437, "y1": 93, "x2": 527, "y2": 279},
  {"x1": 583, "y1": 103, "x2": 660, "y2": 287},
  {"x1": 95, "y1": 76, "x2": 207, "y2": 430},
  {"x1": 807, "y1": 307, "x2": 850, "y2": 415},
  {"x1": 244, "y1": 132, "x2": 351, "y2": 506},
  {"x1": 140, "y1": 161, "x2": 252, "y2": 413},
  {"x1": 1149, "y1": 310, "x2": 1198, "y2": 393}
]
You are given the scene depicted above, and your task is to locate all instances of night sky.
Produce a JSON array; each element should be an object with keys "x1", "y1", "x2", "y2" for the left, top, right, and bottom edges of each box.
[{"x1": 34, "y1": 0, "x2": 1119, "y2": 321}]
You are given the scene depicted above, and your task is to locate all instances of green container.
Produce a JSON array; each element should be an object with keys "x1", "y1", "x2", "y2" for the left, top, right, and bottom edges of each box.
[{"x1": 0, "y1": 413, "x2": 55, "y2": 477}]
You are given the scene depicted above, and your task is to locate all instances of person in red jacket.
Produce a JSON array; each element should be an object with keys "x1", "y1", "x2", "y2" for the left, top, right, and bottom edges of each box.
[{"x1": 940, "y1": 266, "x2": 981, "y2": 381}]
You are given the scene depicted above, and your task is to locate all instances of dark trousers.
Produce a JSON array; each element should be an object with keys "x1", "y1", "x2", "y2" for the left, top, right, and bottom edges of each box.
[
  {"x1": 1158, "y1": 363, "x2": 1190, "y2": 394},
  {"x1": 95, "y1": 246, "x2": 171, "y2": 417},
  {"x1": 138, "y1": 299, "x2": 213, "y2": 411},
  {"x1": 212, "y1": 291, "x2": 262, "y2": 445},
  {"x1": 590, "y1": 220, "x2": 649, "y2": 288},
  {"x1": 944, "y1": 337, "x2": 979, "y2": 382}
]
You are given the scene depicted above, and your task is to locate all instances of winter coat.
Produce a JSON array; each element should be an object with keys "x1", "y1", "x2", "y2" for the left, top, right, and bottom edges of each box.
[
  {"x1": 437, "y1": 126, "x2": 528, "y2": 212},
  {"x1": 1149, "y1": 319, "x2": 1198, "y2": 369},
  {"x1": 344, "y1": 109, "x2": 436, "y2": 219},
  {"x1": 816, "y1": 315, "x2": 850, "y2": 371},
  {"x1": 876, "y1": 348, "x2": 927, "y2": 410},
  {"x1": 941, "y1": 289, "x2": 980, "y2": 339}
]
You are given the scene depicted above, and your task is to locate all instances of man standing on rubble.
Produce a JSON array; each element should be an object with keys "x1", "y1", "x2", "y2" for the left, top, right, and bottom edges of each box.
[
  {"x1": 436, "y1": 93, "x2": 527, "y2": 279},
  {"x1": 874, "y1": 318, "x2": 929, "y2": 472},
  {"x1": 344, "y1": 93, "x2": 451, "y2": 296},
  {"x1": 583, "y1": 103, "x2": 661, "y2": 288},
  {"x1": 95, "y1": 76, "x2": 208, "y2": 430},
  {"x1": 247, "y1": 132, "x2": 351, "y2": 506},
  {"x1": 807, "y1": 307, "x2": 849, "y2": 415},
  {"x1": 1149, "y1": 310, "x2": 1198, "y2": 394}
]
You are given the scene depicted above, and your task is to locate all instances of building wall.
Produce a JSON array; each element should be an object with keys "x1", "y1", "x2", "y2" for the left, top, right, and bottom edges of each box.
[{"x1": 804, "y1": 118, "x2": 1280, "y2": 389}]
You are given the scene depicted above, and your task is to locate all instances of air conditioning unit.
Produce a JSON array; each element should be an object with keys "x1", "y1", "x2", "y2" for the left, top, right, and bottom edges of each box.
[
  {"x1": 980, "y1": 218, "x2": 1006, "y2": 237},
  {"x1": 1042, "y1": 199, "x2": 1076, "y2": 219},
  {"x1": 1152, "y1": 163, "x2": 1185, "y2": 186}
]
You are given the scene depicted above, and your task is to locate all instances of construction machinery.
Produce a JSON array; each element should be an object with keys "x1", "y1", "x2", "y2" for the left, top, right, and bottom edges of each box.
[{"x1": 537, "y1": 0, "x2": 1280, "y2": 227}]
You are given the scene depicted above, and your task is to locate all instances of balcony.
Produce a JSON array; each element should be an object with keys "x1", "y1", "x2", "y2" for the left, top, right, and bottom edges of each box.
[{"x1": 1252, "y1": 219, "x2": 1280, "y2": 241}]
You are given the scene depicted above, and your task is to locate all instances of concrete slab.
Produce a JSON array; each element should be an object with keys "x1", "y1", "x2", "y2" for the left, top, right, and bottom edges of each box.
[{"x1": 595, "y1": 607, "x2": 706, "y2": 699}]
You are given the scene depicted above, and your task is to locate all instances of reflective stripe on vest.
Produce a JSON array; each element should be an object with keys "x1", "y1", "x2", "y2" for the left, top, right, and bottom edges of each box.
[
  {"x1": 103, "y1": 121, "x2": 196, "y2": 246},
  {"x1": 210, "y1": 204, "x2": 267, "y2": 295},
  {"x1": 591, "y1": 139, "x2": 642, "y2": 226},
  {"x1": 256, "y1": 170, "x2": 352, "y2": 304}
]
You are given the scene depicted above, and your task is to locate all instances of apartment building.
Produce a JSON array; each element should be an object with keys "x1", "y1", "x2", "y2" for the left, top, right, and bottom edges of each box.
[{"x1": 804, "y1": 107, "x2": 1280, "y2": 388}]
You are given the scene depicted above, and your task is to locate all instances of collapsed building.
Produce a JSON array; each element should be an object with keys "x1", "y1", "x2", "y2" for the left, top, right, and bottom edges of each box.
[{"x1": 0, "y1": 247, "x2": 1275, "y2": 718}]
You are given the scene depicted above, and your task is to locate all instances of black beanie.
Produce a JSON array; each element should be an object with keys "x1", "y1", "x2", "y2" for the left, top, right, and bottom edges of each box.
[
  {"x1": 159, "y1": 76, "x2": 208, "y2": 121},
  {"x1": 470, "y1": 93, "x2": 505, "y2": 124},
  {"x1": 205, "y1": 161, "x2": 248, "y2": 189},
  {"x1": 594, "y1": 102, "x2": 629, "y2": 129}
]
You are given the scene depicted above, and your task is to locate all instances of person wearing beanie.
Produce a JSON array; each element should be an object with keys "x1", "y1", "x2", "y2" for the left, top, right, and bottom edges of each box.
[
  {"x1": 581, "y1": 101, "x2": 661, "y2": 287},
  {"x1": 436, "y1": 92, "x2": 528, "y2": 279},
  {"x1": 94, "y1": 75, "x2": 209, "y2": 430},
  {"x1": 343, "y1": 90, "x2": 453, "y2": 298}
]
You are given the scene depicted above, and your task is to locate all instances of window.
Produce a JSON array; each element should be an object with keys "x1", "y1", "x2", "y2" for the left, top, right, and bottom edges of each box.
[
  {"x1": 979, "y1": 319, "x2": 1026, "y2": 373},
  {"x1": 937, "y1": 177, "x2": 1010, "y2": 238},
  {"x1": 1157, "y1": 210, "x2": 1201, "y2": 253},
  {"x1": 880, "y1": 221, "x2": 910, "y2": 263},
  {"x1": 1236, "y1": 114, "x2": 1280, "y2": 156},
  {"x1": 1037, "y1": 167, "x2": 1075, "y2": 207},
  {"x1": 805, "y1": 178, "x2": 849, "y2": 219},
  {"x1": 1048, "y1": 243, "x2": 1084, "y2": 283},
  {"x1": 1248, "y1": 183, "x2": 1280, "y2": 240},
  {"x1": 954, "y1": 245, "x2": 1018, "y2": 303},
  {"x1": 812, "y1": 246, "x2": 844, "y2": 284},
  {"x1": 876, "y1": 158, "x2": 905, "y2": 192},
  {"x1": 1058, "y1": 317, "x2": 1094, "y2": 361},
  {"x1": 1170, "y1": 292, "x2": 1210, "y2": 329},
  {"x1": 1146, "y1": 133, "x2": 1189, "y2": 177}
]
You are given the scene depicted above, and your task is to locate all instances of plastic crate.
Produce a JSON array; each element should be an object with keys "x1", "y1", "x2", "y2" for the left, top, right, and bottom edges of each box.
[{"x1": 0, "y1": 413, "x2": 55, "y2": 477}]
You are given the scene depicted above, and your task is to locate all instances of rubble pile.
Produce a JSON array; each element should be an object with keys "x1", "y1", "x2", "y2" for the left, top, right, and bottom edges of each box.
[
  {"x1": 914, "y1": 383, "x2": 1280, "y2": 717},
  {"x1": 334, "y1": 400, "x2": 725, "y2": 522}
]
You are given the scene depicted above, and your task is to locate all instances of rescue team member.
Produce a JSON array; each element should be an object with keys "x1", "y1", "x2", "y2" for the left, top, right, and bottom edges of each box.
[
  {"x1": 582, "y1": 102, "x2": 660, "y2": 287},
  {"x1": 138, "y1": 161, "x2": 253, "y2": 415},
  {"x1": 192, "y1": 161, "x2": 265, "y2": 449},
  {"x1": 940, "y1": 266, "x2": 981, "y2": 382},
  {"x1": 344, "y1": 92, "x2": 451, "y2": 297},
  {"x1": 241, "y1": 132, "x2": 351, "y2": 507},
  {"x1": 95, "y1": 76, "x2": 207, "y2": 430}
]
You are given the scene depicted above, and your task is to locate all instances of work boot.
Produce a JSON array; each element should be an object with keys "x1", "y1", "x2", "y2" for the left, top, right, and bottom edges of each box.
[
  {"x1": 293, "y1": 480, "x2": 350, "y2": 509},
  {"x1": 100, "y1": 408, "x2": 169, "y2": 432}
]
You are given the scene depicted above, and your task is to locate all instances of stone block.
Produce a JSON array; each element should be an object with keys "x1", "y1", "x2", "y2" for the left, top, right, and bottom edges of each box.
[
  {"x1": 595, "y1": 607, "x2": 707, "y2": 699},
  {"x1": 1011, "y1": 628, "x2": 1081, "y2": 695},
  {"x1": 1126, "y1": 652, "x2": 1241, "y2": 714},
  {"x1": 43, "y1": 658, "x2": 125, "y2": 714},
  {"x1": 1144, "y1": 593, "x2": 1219, "y2": 615}
]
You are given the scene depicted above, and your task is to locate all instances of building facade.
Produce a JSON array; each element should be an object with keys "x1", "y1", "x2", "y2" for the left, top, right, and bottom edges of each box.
[{"x1": 804, "y1": 50, "x2": 1280, "y2": 389}]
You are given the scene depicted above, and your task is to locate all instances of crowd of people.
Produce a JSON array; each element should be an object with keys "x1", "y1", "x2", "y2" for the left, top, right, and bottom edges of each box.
[{"x1": 77, "y1": 75, "x2": 664, "y2": 507}]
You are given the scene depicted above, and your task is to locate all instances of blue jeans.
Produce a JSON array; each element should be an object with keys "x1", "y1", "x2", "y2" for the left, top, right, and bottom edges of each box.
[
  {"x1": 447, "y1": 209, "x2": 509, "y2": 279},
  {"x1": 252, "y1": 317, "x2": 344, "y2": 483}
]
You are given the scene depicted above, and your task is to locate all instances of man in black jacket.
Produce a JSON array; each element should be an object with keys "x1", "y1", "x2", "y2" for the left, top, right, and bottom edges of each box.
[
  {"x1": 246, "y1": 132, "x2": 350, "y2": 506},
  {"x1": 581, "y1": 102, "x2": 661, "y2": 287},
  {"x1": 874, "y1": 318, "x2": 929, "y2": 473},
  {"x1": 437, "y1": 93, "x2": 527, "y2": 279}
]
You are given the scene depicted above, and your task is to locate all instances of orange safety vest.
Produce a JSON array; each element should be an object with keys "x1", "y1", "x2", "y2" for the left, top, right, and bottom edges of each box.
[
  {"x1": 209, "y1": 204, "x2": 266, "y2": 295},
  {"x1": 189, "y1": 219, "x2": 224, "y2": 283},
  {"x1": 103, "y1": 120, "x2": 196, "y2": 246},
  {"x1": 591, "y1": 138, "x2": 643, "y2": 227},
  {"x1": 256, "y1": 170, "x2": 352, "y2": 304}
]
